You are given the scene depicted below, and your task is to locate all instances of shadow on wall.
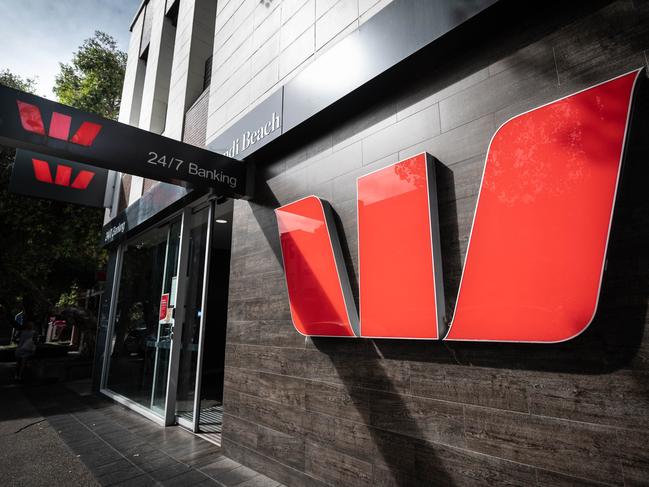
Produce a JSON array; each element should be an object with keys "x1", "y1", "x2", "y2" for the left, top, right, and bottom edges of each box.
[
  {"x1": 284, "y1": 247, "x2": 453, "y2": 484},
  {"x1": 307, "y1": 81, "x2": 649, "y2": 483}
]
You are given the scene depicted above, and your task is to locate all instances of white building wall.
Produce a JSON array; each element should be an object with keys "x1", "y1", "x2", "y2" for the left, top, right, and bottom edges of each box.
[
  {"x1": 205, "y1": 0, "x2": 393, "y2": 145},
  {"x1": 139, "y1": 0, "x2": 176, "y2": 134},
  {"x1": 165, "y1": 0, "x2": 217, "y2": 140},
  {"x1": 130, "y1": 0, "x2": 176, "y2": 207},
  {"x1": 106, "y1": 6, "x2": 146, "y2": 222},
  {"x1": 118, "y1": 12, "x2": 146, "y2": 126}
]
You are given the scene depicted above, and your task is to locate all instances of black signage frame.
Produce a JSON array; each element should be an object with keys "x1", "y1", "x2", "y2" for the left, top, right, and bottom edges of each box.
[
  {"x1": 0, "y1": 84, "x2": 251, "y2": 198},
  {"x1": 10, "y1": 149, "x2": 109, "y2": 208}
]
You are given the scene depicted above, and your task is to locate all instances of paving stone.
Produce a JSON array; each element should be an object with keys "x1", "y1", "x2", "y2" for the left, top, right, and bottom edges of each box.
[
  {"x1": 160, "y1": 469, "x2": 212, "y2": 487},
  {"x1": 237, "y1": 475, "x2": 281, "y2": 487},
  {"x1": 94, "y1": 458, "x2": 144, "y2": 486},
  {"x1": 138, "y1": 455, "x2": 184, "y2": 474},
  {"x1": 148, "y1": 462, "x2": 194, "y2": 481},
  {"x1": 184, "y1": 451, "x2": 229, "y2": 469},
  {"x1": 200, "y1": 456, "x2": 241, "y2": 478},
  {"x1": 212, "y1": 465, "x2": 260, "y2": 486},
  {"x1": 111, "y1": 474, "x2": 157, "y2": 487},
  {"x1": 78, "y1": 448, "x2": 124, "y2": 468}
]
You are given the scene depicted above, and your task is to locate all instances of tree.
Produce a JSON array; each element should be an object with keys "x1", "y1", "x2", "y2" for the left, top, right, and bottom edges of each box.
[
  {"x1": 54, "y1": 31, "x2": 126, "y2": 119},
  {"x1": 0, "y1": 69, "x2": 37, "y2": 94},
  {"x1": 0, "y1": 32, "x2": 126, "y2": 332}
]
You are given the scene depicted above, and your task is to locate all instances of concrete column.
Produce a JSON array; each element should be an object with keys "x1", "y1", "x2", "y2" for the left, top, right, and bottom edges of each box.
[
  {"x1": 118, "y1": 11, "x2": 146, "y2": 126},
  {"x1": 129, "y1": 0, "x2": 178, "y2": 205},
  {"x1": 109, "y1": 5, "x2": 147, "y2": 219},
  {"x1": 165, "y1": 0, "x2": 217, "y2": 141},
  {"x1": 139, "y1": 0, "x2": 177, "y2": 134}
]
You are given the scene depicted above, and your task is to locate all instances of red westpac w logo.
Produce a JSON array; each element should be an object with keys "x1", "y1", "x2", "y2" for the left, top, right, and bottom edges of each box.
[
  {"x1": 16, "y1": 100, "x2": 102, "y2": 190},
  {"x1": 275, "y1": 69, "x2": 642, "y2": 343},
  {"x1": 31, "y1": 158, "x2": 95, "y2": 190},
  {"x1": 16, "y1": 100, "x2": 102, "y2": 146}
]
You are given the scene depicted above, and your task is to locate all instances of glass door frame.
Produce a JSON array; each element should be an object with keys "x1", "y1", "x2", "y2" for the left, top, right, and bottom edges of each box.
[
  {"x1": 175, "y1": 200, "x2": 214, "y2": 433},
  {"x1": 100, "y1": 197, "x2": 214, "y2": 428}
]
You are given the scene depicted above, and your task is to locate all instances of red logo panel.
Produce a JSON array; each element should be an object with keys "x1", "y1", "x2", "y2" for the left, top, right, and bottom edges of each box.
[
  {"x1": 16, "y1": 100, "x2": 102, "y2": 146},
  {"x1": 276, "y1": 197, "x2": 358, "y2": 337},
  {"x1": 16, "y1": 100, "x2": 102, "y2": 192},
  {"x1": 275, "y1": 69, "x2": 641, "y2": 342},
  {"x1": 31, "y1": 158, "x2": 95, "y2": 190},
  {"x1": 446, "y1": 70, "x2": 638, "y2": 342},
  {"x1": 358, "y1": 153, "x2": 444, "y2": 338}
]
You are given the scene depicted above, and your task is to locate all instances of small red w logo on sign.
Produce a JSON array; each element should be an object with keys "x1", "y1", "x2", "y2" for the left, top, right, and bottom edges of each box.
[
  {"x1": 16, "y1": 100, "x2": 102, "y2": 146},
  {"x1": 31, "y1": 158, "x2": 95, "y2": 190}
]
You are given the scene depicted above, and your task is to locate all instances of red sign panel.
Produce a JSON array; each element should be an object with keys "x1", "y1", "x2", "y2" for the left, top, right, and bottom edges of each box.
[
  {"x1": 276, "y1": 197, "x2": 357, "y2": 337},
  {"x1": 10, "y1": 149, "x2": 108, "y2": 208},
  {"x1": 31, "y1": 158, "x2": 96, "y2": 189},
  {"x1": 358, "y1": 153, "x2": 444, "y2": 339},
  {"x1": 275, "y1": 69, "x2": 641, "y2": 343},
  {"x1": 16, "y1": 100, "x2": 102, "y2": 146},
  {"x1": 159, "y1": 294, "x2": 169, "y2": 322},
  {"x1": 446, "y1": 70, "x2": 638, "y2": 342}
]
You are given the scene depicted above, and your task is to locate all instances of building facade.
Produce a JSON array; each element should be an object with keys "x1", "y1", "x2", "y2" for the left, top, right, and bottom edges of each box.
[{"x1": 96, "y1": 0, "x2": 649, "y2": 485}]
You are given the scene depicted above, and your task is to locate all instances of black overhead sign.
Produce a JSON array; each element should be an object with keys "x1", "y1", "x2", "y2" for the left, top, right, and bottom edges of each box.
[
  {"x1": 10, "y1": 149, "x2": 109, "y2": 208},
  {"x1": 0, "y1": 84, "x2": 250, "y2": 198}
]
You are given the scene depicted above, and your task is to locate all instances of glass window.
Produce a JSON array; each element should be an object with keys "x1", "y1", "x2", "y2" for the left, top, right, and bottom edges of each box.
[{"x1": 105, "y1": 219, "x2": 180, "y2": 413}]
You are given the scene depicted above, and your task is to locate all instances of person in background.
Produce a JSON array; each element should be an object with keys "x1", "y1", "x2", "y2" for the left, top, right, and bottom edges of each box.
[
  {"x1": 11, "y1": 310, "x2": 23, "y2": 343},
  {"x1": 0, "y1": 304, "x2": 15, "y2": 345},
  {"x1": 15, "y1": 320, "x2": 36, "y2": 381}
]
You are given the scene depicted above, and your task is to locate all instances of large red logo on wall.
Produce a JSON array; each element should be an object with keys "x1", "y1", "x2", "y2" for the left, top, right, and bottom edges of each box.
[{"x1": 275, "y1": 69, "x2": 642, "y2": 343}]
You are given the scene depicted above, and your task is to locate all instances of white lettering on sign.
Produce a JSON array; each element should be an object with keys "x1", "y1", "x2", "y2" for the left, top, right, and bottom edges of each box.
[
  {"x1": 224, "y1": 112, "x2": 281, "y2": 158},
  {"x1": 146, "y1": 151, "x2": 238, "y2": 189},
  {"x1": 188, "y1": 162, "x2": 238, "y2": 188},
  {"x1": 104, "y1": 221, "x2": 126, "y2": 243}
]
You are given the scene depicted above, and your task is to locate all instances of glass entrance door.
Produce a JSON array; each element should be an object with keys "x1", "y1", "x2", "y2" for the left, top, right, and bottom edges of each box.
[
  {"x1": 104, "y1": 215, "x2": 183, "y2": 420},
  {"x1": 175, "y1": 205, "x2": 210, "y2": 427},
  {"x1": 104, "y1": 199, "x2": 232, "y2": 431},
  {"x1": 150, "y1": 218, "x2": 182, "y2": 415},
  {"x1": 175, "y1": 200, "x2": 233, "y2": 436}
]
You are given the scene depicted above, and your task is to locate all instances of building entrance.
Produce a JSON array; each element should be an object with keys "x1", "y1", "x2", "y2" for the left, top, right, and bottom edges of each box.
[
  {"x1": 175, "y1": 201, "x2": 232, "y2": 438},
  {"x1": 100, "y1": 197, "x2": 233, "y2": 441}
]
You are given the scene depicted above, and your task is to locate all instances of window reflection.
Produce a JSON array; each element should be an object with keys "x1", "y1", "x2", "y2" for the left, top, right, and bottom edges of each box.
[{"x1": 106, "y1": 224, "x2": 168, "y2": 410}]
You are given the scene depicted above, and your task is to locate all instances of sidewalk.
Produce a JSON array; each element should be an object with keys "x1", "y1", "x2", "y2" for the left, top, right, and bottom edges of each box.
[
  {"x1": 0, "y1": 371, "x2": 99, "y2": 486},
  {"x1": 0, "y1": 363, "x2": 281, "y2": 487}
]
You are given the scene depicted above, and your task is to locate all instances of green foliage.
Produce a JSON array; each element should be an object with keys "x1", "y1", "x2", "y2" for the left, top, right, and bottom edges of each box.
[
  {"x1": 0, "y1": 142, "x2": 107, "y2": 318},
  {"x1": 0, "y1": 70, "x2": 37, "y2": 93},
  {"x1": 0, "y1": 32, "x2": 126, "y2": 322},
  {"x1": 54, "y1": 31, "x2": 126, "y2": 119},
  {"x1": 56, "y1": 283, "x2": 80, "y2": 308}
]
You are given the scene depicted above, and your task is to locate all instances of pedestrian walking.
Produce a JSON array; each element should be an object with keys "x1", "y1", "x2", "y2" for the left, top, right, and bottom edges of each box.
[{"x1": 15, "y1": 320, "x2": 36, "y2": 380}]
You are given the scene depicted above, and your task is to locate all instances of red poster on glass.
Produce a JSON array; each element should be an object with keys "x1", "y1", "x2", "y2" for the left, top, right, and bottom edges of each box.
[{"x1": 159, "y1": 294, "x2": 169, "y2": 321}]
